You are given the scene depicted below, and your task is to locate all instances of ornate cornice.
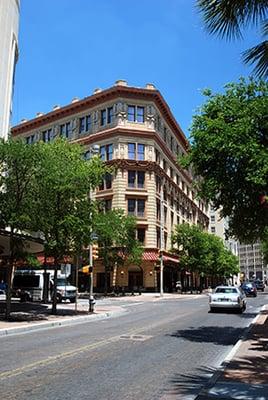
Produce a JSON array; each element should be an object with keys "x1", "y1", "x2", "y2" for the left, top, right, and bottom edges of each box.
[{"x1": 11, "y1": 86, "x2": 188, "y2": 149}]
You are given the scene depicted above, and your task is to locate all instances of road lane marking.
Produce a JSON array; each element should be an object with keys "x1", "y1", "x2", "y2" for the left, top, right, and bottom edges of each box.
[{"x1": 0, "y1": 311, "x2": 194, "y2": 380}]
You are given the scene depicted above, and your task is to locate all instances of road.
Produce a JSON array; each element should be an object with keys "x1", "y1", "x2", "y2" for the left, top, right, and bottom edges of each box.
[{"x1": 1, "y1": 292, "x2": 267, "y2": 400}]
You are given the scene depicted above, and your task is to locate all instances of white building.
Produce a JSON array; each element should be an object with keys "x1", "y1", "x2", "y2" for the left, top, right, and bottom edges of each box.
[
  {"x1": 0, "y1": 0, "x2": 20, "y2": 140},
  {"x1": 209, "y1": 208, "x2": 238, "y2": 256},
  {"x1": 238, "y1": 242, "x2": 266, "y2": 282}
]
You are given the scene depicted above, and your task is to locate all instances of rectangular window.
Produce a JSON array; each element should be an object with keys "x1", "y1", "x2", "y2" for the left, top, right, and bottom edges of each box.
[
  {"x1": 211, "y1": 226, "x2": 216, "y2": 233},
  {"x1": 137, "y1": 106, "x2": 144, "y2": 123},
  {"x1": 127, "y1": 105, "x2": 135, "y2": 122},
  {"x1": 100, "y1": 146, "x2": 106, "y2": 161},
  {"x1": 100, "y1": 109, "x2": 106, "y2": 126},
  {"x1": 170, "y1": 168, "x2": 174, "y2": 180},
  {"x1": 79, "y1": 115, "x2": 91, "y2": 134},
  {"x1": 107, "y1": 107, "x2": 114, "y2": 124},
  {"x1": 164, "y1": 127, "x2": 167, "y2": 142},
  {"x1": 163, "y1": 159, "x2": 167, "y2": 172},
  {"x1": 26, "y1": 134, "x2": 35, "y2": 144},
  {"x1": 155, "y1": 149, "x2": 160, "y2": 164},
  {"x1": 107, "y1": 144, "x2": 113, "y2": 160},
  {"x1": 128, "y1": 171, "x2": 145, "y2": 188},
  {"x1": 99, "y1": 173, "x2": 112, "y2": 191},
  {"x1": 127, "y1": 199, "x2": 145, "y2": 218},
  {"x1": 137, "y1": 199, "x2": 145, "y2": 217},
  {"x1": 128, "y1": 199, "x2": 136, "y2": 215},
  {"x1": 137, "y1": 228, "x2": 145, "y2": 244},
  {"x1": 60, "y1": 122, "x2": 71, "y2": 138},
  {"x1": 211, "y1": 215, "x2": 215, "y2": 222},
  {"x1": 137, "y1": 171, "x2": 145, "y2": 188},
  {"x1": 128, "y1": 171, "x2": 136, "y2": 188},
  {"x1": 42, "y1": 129, "x2": 53, "y2": 142},
  {"x1": 137, "y1": 144, "x2": 145, "y2": 160},
  {"x1": 156, "y1": 199, "x2": 161, "y2": 220},
  {"x1": 100, "y1": 144, "x2": 113, "y2": 161},
  {"x1": 170, "y1": 136, "x2": 174, "y2": 152},
  {"x1": 128, "y1": 143, "x2": 136, "y2": 160},
  {"x1": 127, "y1": 105, "x2": 145, "y2": 123}
]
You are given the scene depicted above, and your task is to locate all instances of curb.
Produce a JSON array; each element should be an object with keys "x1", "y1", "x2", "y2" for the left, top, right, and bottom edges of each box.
[
  {"x1": 194, "y1": 304, "x2": 266, "y2": 400},
  {"x1": 0, "y1": 308, "x2": 126, "y2": 337}
]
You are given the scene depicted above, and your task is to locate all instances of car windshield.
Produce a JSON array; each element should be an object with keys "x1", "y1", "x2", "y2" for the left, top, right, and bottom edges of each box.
[
  {"x1": 215, "y1": 288, "x2": 237, "y2": 294},
  {"x1": 57, "y1": 279, "x2": 68, "y2": 286},
  {"x1": 242, "y1": 283, "x2": 253, "y2": 288}
]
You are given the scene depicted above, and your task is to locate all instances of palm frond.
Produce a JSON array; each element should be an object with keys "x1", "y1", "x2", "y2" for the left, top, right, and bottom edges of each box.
[
  {"x1": 242, "y1": 40, "x2": 268, "y2": 78},
  {"x1": 262, "y1": 19, "x2": 268, "y2": 36},
  {"x1": 197, "y1": 0, "x2": 268, "y2": 40}
]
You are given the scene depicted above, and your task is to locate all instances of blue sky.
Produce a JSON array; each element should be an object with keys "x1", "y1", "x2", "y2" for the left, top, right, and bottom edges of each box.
[{"x1": 13, "y1": 0, "x2": 260, "y2": 136}]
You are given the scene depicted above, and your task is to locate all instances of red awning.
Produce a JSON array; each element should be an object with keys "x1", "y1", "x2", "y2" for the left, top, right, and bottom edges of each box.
[{"x1": 142, "y1": 251, "x2": 159, "y2": 262}]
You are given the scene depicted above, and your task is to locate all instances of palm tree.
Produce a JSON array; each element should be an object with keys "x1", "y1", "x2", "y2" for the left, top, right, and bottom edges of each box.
[{"x1": 197, "y1": 0, "x2": 268, "y2": 78}]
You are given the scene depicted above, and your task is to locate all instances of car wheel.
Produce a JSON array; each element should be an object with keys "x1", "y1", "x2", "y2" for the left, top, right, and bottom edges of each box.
[
  {"x1": 254, "y1": 293, "x2": 257, "y2": 297},
  {"x1": 70, "y1": 298, "x2": 76, "y2": 303},
  {"x1": 262, "y1": 289, "x2": 264, "y2": 292},
  {"x1": 210, "y1": 307, "x2": 215, "y2": 313}
]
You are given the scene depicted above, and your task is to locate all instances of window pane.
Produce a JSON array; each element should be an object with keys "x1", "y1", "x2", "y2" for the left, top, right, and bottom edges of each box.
[
  {"x1": 128, "y1": 143, "x2": 135, "y2": 160},
  {"x1": 137, "y1": 144, "x2": 145, "y2": 160},
  {"x1": 137, "y1": 228, "x2": 145, "y2": 244},
  {"x1": 105, "y1": 173, "x2": 112, "y2": 189},
  {"x1": 101, "y1": 109, "x2": 106, "y2": 126},
  {"x1": 128, "y1": 171, "x2": 136, "y2": 188},
  {"x1": 79, "y1": 117, "x2": 85, "y2": 133},
  {"x1": 137, "y1": 199, "x2": 145, "y2": 217},
  {"x1": 127, "y1": 106, "x2": 135, "y2": 122},
  {"x1": 107, "y1": 144, "x2": 113, "y2": 160},
  {"x1": 100, "y1": 146, "x2": 105, "y2": 161},
  {"x1": 128, "y1": 199, "x2": 135, "y2": 215},
  {"x1": 86, "y1": 115, "x2": 91, "y2": 131},
  {"x1": 66, "y1": 122, "x2": 71, "y2": 138},
  {"x1": 60, "y1": 124, "x2": 65, "y2": 137},
  {"x1": 137, "y1": 106, "x2": 144, "y2": 123},
  {"x1": 137, "y1": 171, "x2": 145, "y2": 188},
  {"x1": 107, "y1": 107, "x2": 113, "y2": 124}
]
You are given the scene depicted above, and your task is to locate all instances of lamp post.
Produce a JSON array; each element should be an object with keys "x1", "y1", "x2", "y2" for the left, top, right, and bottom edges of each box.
[
  {"x1": 87, "y1": 144, "x2": 100, "y2": 313},
  {"x1": 159, "y1": 183, "x2": 164, "y2": 297}
]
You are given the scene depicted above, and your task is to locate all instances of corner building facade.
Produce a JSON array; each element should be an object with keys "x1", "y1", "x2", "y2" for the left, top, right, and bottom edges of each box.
[{"x1": 12, "y1": 81, "x2": 209, "y2": 292}]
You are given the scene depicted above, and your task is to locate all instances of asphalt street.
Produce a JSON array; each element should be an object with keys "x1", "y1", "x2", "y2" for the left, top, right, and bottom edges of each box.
[{"x1": 1, "y1": 292, "x2": 267, "y2": 400}]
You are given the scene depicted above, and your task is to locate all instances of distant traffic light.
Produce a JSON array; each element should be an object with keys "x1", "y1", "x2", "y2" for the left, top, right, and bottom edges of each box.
[
  {"x1": 82, "y1": 265, "x2": 89, "y2": 274},
  {"x1": 92, "y1": 243, "x2": 99, "y2": 260}
]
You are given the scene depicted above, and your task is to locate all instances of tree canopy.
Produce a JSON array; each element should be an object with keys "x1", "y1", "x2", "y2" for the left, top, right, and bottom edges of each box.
[
  {"x1": 94, "y1": 209, "x2": 143, "y2": 293},
  {"x1": 197, "y1": 0, "x2": 268, "y2": 78},
  {"x1": 172, "y1": 224, "x2": 239, "y2": 278},
  {"x1": 181, "y1": 78, "x2": 268, "y2": 243}
]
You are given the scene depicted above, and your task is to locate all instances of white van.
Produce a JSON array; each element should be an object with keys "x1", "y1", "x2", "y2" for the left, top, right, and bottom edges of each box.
[{"x1": 13, "y1": 270, "x2": 77, "y2": 303}]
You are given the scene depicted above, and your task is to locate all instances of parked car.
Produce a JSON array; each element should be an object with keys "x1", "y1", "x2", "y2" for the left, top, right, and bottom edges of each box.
[
  {"x1": 209, "y1": 286, "x2": 246, "y2": 313},
  {"x1": 241, "y1": 282, "x2": 257, "y2": 297},
  {"x1": 254, "y1": 280, "x2": 265, "y2": 292},
  {"x1": 0, "y1": 289, "x2": 6, "y2": 300}
]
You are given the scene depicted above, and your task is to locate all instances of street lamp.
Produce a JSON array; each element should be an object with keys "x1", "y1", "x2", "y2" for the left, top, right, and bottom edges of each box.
[
  {"x1": 159, "y1": 183, "x2": 164, "y2": 297},
  {"x1": 87, "y1": 144, "x2": 100, "y2": 313}
]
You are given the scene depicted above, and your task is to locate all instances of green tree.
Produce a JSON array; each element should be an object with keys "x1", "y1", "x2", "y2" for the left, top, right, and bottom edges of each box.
[
  {"x1": 32, "y1": 139, "x2": 106, "y2": 314},
  {"x1": 181, "y1": 78, "x2": 268, "y2": 243},
  {"x1": 0, "y1": 139, "x2": 40, "y2": 319},
  {"x1": 172, "y1": 224, "x2": 239, "y2": 283},
  {"x1": 94, "y1": 209, "x2": 143, "y2": 294},
  {"x1": 197, "y1": 0, "x2": 268, "y2": 78}
]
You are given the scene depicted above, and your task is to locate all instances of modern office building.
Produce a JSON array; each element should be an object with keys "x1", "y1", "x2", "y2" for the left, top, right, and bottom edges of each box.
[
  {"x1": 209, "y1": 208, "x2": 238, "y2": 257},
  {"x1": 0, "y1": 0, "x2": 20, "y2": 139},
  {"x1": 11, "y1": 81, "x2": 209, "y2": 291},
  {"x1": 238, "y1": 242, "x2": 266, "y2": 282}
]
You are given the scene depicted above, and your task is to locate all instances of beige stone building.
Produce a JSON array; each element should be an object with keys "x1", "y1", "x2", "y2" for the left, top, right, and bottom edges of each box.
[{"x1": 11, "y1": 81, "x2": 209, "y2": 292}]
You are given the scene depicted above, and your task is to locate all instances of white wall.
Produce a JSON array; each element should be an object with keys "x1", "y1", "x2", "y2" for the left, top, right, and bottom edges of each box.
[{"x1": 0, "y1": 0, "x2": 19, "y2": 140}]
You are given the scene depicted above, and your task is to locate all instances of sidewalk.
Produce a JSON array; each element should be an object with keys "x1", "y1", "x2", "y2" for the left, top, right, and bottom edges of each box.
[{"x1": 196, "y1": 305, "x2": 268, "y2": 400}]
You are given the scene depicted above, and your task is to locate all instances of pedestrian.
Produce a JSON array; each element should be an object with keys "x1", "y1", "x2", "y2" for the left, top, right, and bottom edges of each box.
[{"x1": 0, "y1": 280, "x2": 7, "y2": 291}]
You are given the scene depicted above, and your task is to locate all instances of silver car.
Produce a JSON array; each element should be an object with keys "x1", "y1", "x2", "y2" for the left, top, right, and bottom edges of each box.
[{"x1": 209, "y1": 286, "x2": 247, "y2": 313}]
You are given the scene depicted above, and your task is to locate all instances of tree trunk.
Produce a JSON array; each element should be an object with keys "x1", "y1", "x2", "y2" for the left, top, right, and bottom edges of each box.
[{"x1": 51, "y1": 260, "x2": 58, "y2": 315}]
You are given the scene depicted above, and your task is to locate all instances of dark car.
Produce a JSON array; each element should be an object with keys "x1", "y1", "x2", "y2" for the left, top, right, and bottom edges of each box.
[
  {"x1": 241, "y1": 282, "x2": 257, "y2": 297},
  {"x1": 254, "y1": 280, "x2": 265, "y2": 292}
]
